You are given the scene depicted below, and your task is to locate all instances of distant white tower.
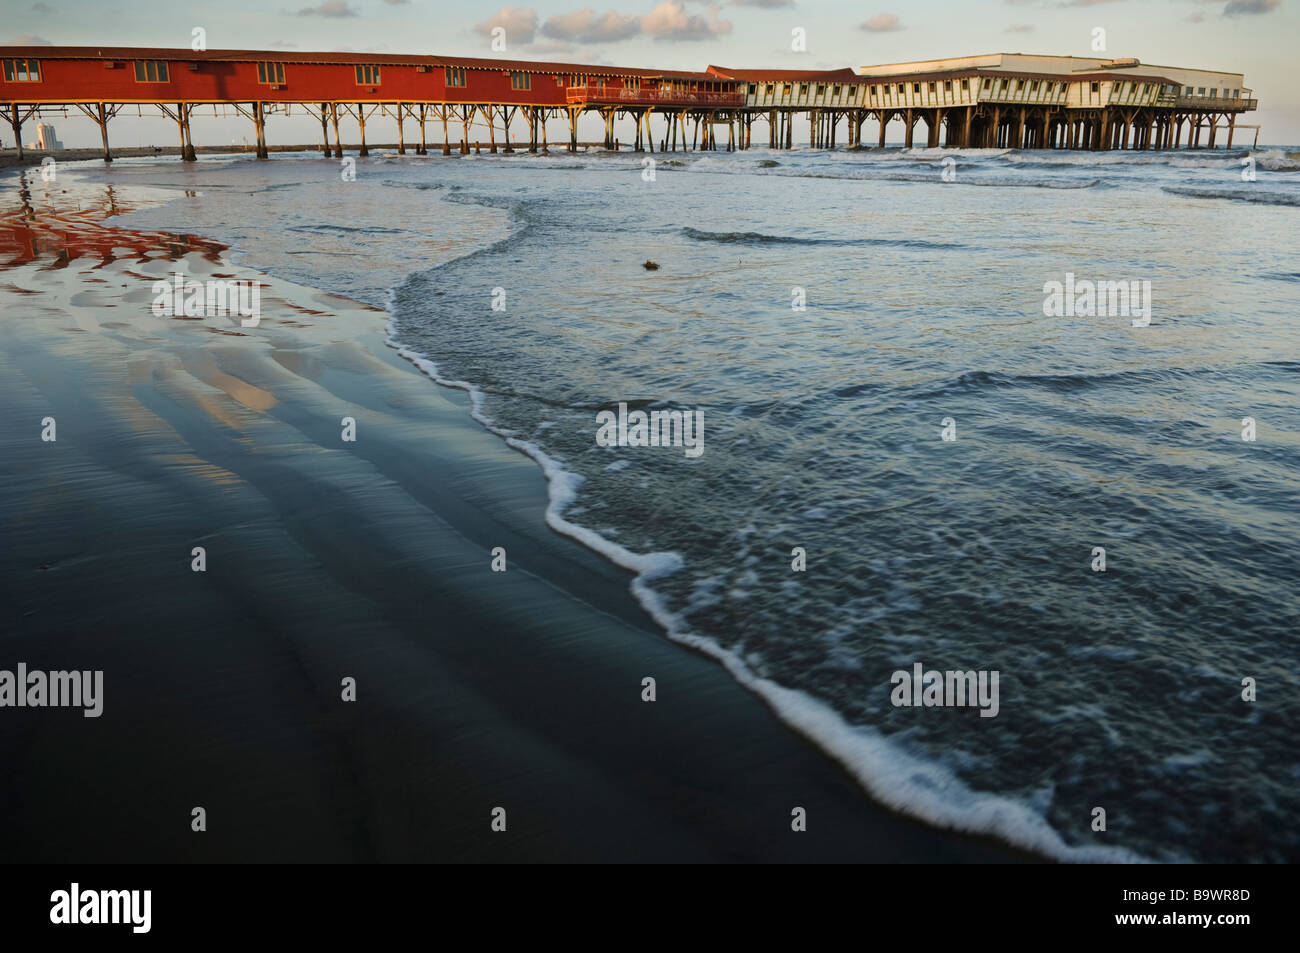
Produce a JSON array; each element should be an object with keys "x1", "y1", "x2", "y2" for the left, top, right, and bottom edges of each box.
[{"x1": 36, "y1": 122, "x2": 63, "y2": 150}]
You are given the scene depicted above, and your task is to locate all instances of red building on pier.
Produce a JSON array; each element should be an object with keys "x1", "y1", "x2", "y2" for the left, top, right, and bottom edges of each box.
[{"x1": 0, "y1": 46, "x2": 745, "y2": 158}]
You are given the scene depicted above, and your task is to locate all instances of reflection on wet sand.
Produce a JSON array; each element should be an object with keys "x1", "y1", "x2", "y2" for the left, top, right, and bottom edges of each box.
[{"x1": 0, "y1": 172, "x2": 226, "y2": 270}]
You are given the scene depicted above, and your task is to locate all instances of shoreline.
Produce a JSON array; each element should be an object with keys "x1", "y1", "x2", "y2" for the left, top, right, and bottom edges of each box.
[
  {"x1": 3, "y1": 139, "x2": 1283, "y2": 173},
  {"x1": 0, "y1": 166, "x2": 1053, "y2": 863},
  {"x1": 387, "y1": 292, "x2": 1125, "y2": 865},
  {"x1": 0, "y1": 142, "x2": 666, "y2": 171}
]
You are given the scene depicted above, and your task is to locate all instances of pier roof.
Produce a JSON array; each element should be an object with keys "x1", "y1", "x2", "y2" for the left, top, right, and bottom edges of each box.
[
  {"x1": 863, "y1": 66, "x2": 1179, "y2": 86},
  {"x1": 0, "y1": 46, "x2": 445, "y2": 66},
  {"x1": 857, "y1": 53, "x2": 1240, "y2": 88},
  {"x1": 434, "y1": 55, "x2": 724, "y2": 81},
  {"x1": 0, "y1": 46, "x2": 728, "y2": 82}
]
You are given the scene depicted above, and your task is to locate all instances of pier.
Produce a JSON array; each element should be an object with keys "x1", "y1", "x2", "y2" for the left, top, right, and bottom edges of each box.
[
  {"x1": 0, "y1": 48, "x2": 1259, "y2": 161},
  {"x1": 851, "y1": 54, "x2": 1258, "y2": 151}
]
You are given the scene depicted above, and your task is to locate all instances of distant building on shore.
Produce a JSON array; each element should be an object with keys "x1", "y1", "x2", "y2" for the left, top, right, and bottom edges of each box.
[{"x1": 36, "y1": 122, "x2": 62, "y2": 150}]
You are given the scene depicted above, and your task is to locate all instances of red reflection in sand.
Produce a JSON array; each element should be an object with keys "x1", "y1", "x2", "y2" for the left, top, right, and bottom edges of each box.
[{"x1": 0, "y1": 171, "x2": 227, "y2": 270}]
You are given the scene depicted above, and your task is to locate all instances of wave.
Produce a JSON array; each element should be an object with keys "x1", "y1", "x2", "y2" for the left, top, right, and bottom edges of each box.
[
  {"x1": 435, "y1": 145, "x2": 1300, "y2": 194},
  {"x1": 380, "y1": 180, "x2": 447, "y2": 191},
  {"x1": 286, "y1": 223, "x2": 410, "y2": 235},
  {"x1": 796, "y1": 168, "x2": 1098, "y2": 190},
  {"x1": 901, "y1": 147, "x2": 1015, "y2": 160},
  {"x1": 1161, "y1": 186, "x2": 1300, "y2": 207},
  {"x1": 912, "y1": 366, "x2": 1224, "y2": 398},
  {"x1": 681, "y1": 226, "x2": 963, "y2": 250},
  {"x1": 1254, "y1": 149, "x2": 1300, "y2": 172},
  {"x1": 676, "y1": 158, "x2": 1099, "y2": 190},
  {"x1": 893, "y1": 173, "x2": 1100, "y2": 190},
  {"x1": 1002, "y1": 150, "x2": 1235, "y2": 169},
  {"x1": 1002, "y1": 147, "x2": 1299, "y2": 173},
  {"x1": 379, "y1": 188, "x2": 1150, "y2": 862},
  {"x1": 383, "y1": 308, "x2": 1150, "y2": 864}
]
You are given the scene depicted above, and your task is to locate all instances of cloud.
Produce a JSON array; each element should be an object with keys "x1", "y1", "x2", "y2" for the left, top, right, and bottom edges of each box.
[
  {"x1": 642, "y1": 1, "x2": 732, "y2": 40},
  {"x1": 6, "y1": 34, "x2": 52, "y2": 44},
  {"x1": 383, "y1": 0, "x2": 410, "y2": 4},
  {"x1": 1004, "y1": 23, "x2": 1035, "y2": 32},
  {"x1": 542, "y1": 8, "x2": 642, "y2": 42},
  {"x1": 473, "y1": 2, "x2": 749, "y2": 48},
  {"x1": 28, "y1": 3, "x2": 54, "y2": 12},
  {"x1": 476, "y1": 6, "x2": 539, "y2": 43},
  {"x1": 859, "y1": 13, "x2": 903, "y2": 32},
  {"x1": 295, "y1": 1, "x2": 358, "y2": 16},
  {"x1": 1224, "y1": 0, "x2": 1279, "y2": 15}
]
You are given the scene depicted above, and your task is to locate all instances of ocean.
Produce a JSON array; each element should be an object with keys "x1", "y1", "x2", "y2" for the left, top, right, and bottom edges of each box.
[{"x1": 90, "y1": 144, "x2": 1300, "y2": 863}]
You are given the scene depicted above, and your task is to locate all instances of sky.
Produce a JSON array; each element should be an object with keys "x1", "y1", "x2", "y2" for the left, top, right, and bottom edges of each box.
[{"x1": 4, "y1": 0, "x2": 1297, "y2": 148}]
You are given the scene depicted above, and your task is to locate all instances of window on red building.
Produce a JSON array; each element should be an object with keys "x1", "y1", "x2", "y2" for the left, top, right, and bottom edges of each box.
[
  {"x1": 257, "y1": 62, "x2": 286, "y2": 85},
  {"x1": 2, "y1": 59, "x2": 42, "y2": 82},
  {"x1": 134, "y1": 61, "x2": 170, "y2": 83}
]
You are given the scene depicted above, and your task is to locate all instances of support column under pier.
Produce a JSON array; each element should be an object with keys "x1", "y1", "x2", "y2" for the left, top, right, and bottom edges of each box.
[
  {"x1": 252, "y1": 102, "x2": 268, "y2": 159},
  {"x1": 319, "y1": 102, "x2": 332, "y2": 157},
  {"x1": 331, "y1": 103, "x2": 343, "y2": 157}
]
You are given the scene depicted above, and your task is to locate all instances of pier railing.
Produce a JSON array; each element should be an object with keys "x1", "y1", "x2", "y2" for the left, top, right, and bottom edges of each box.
[
  {"x1": 977, "y1": 91, "x2": 1070, "y2": 106},
  {"x1": 1174, "y1": 95, "x2": 1258, "y2": 112},
  {"x1": 565, "y1": 86, "x2": 746, "y2": 107}
]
